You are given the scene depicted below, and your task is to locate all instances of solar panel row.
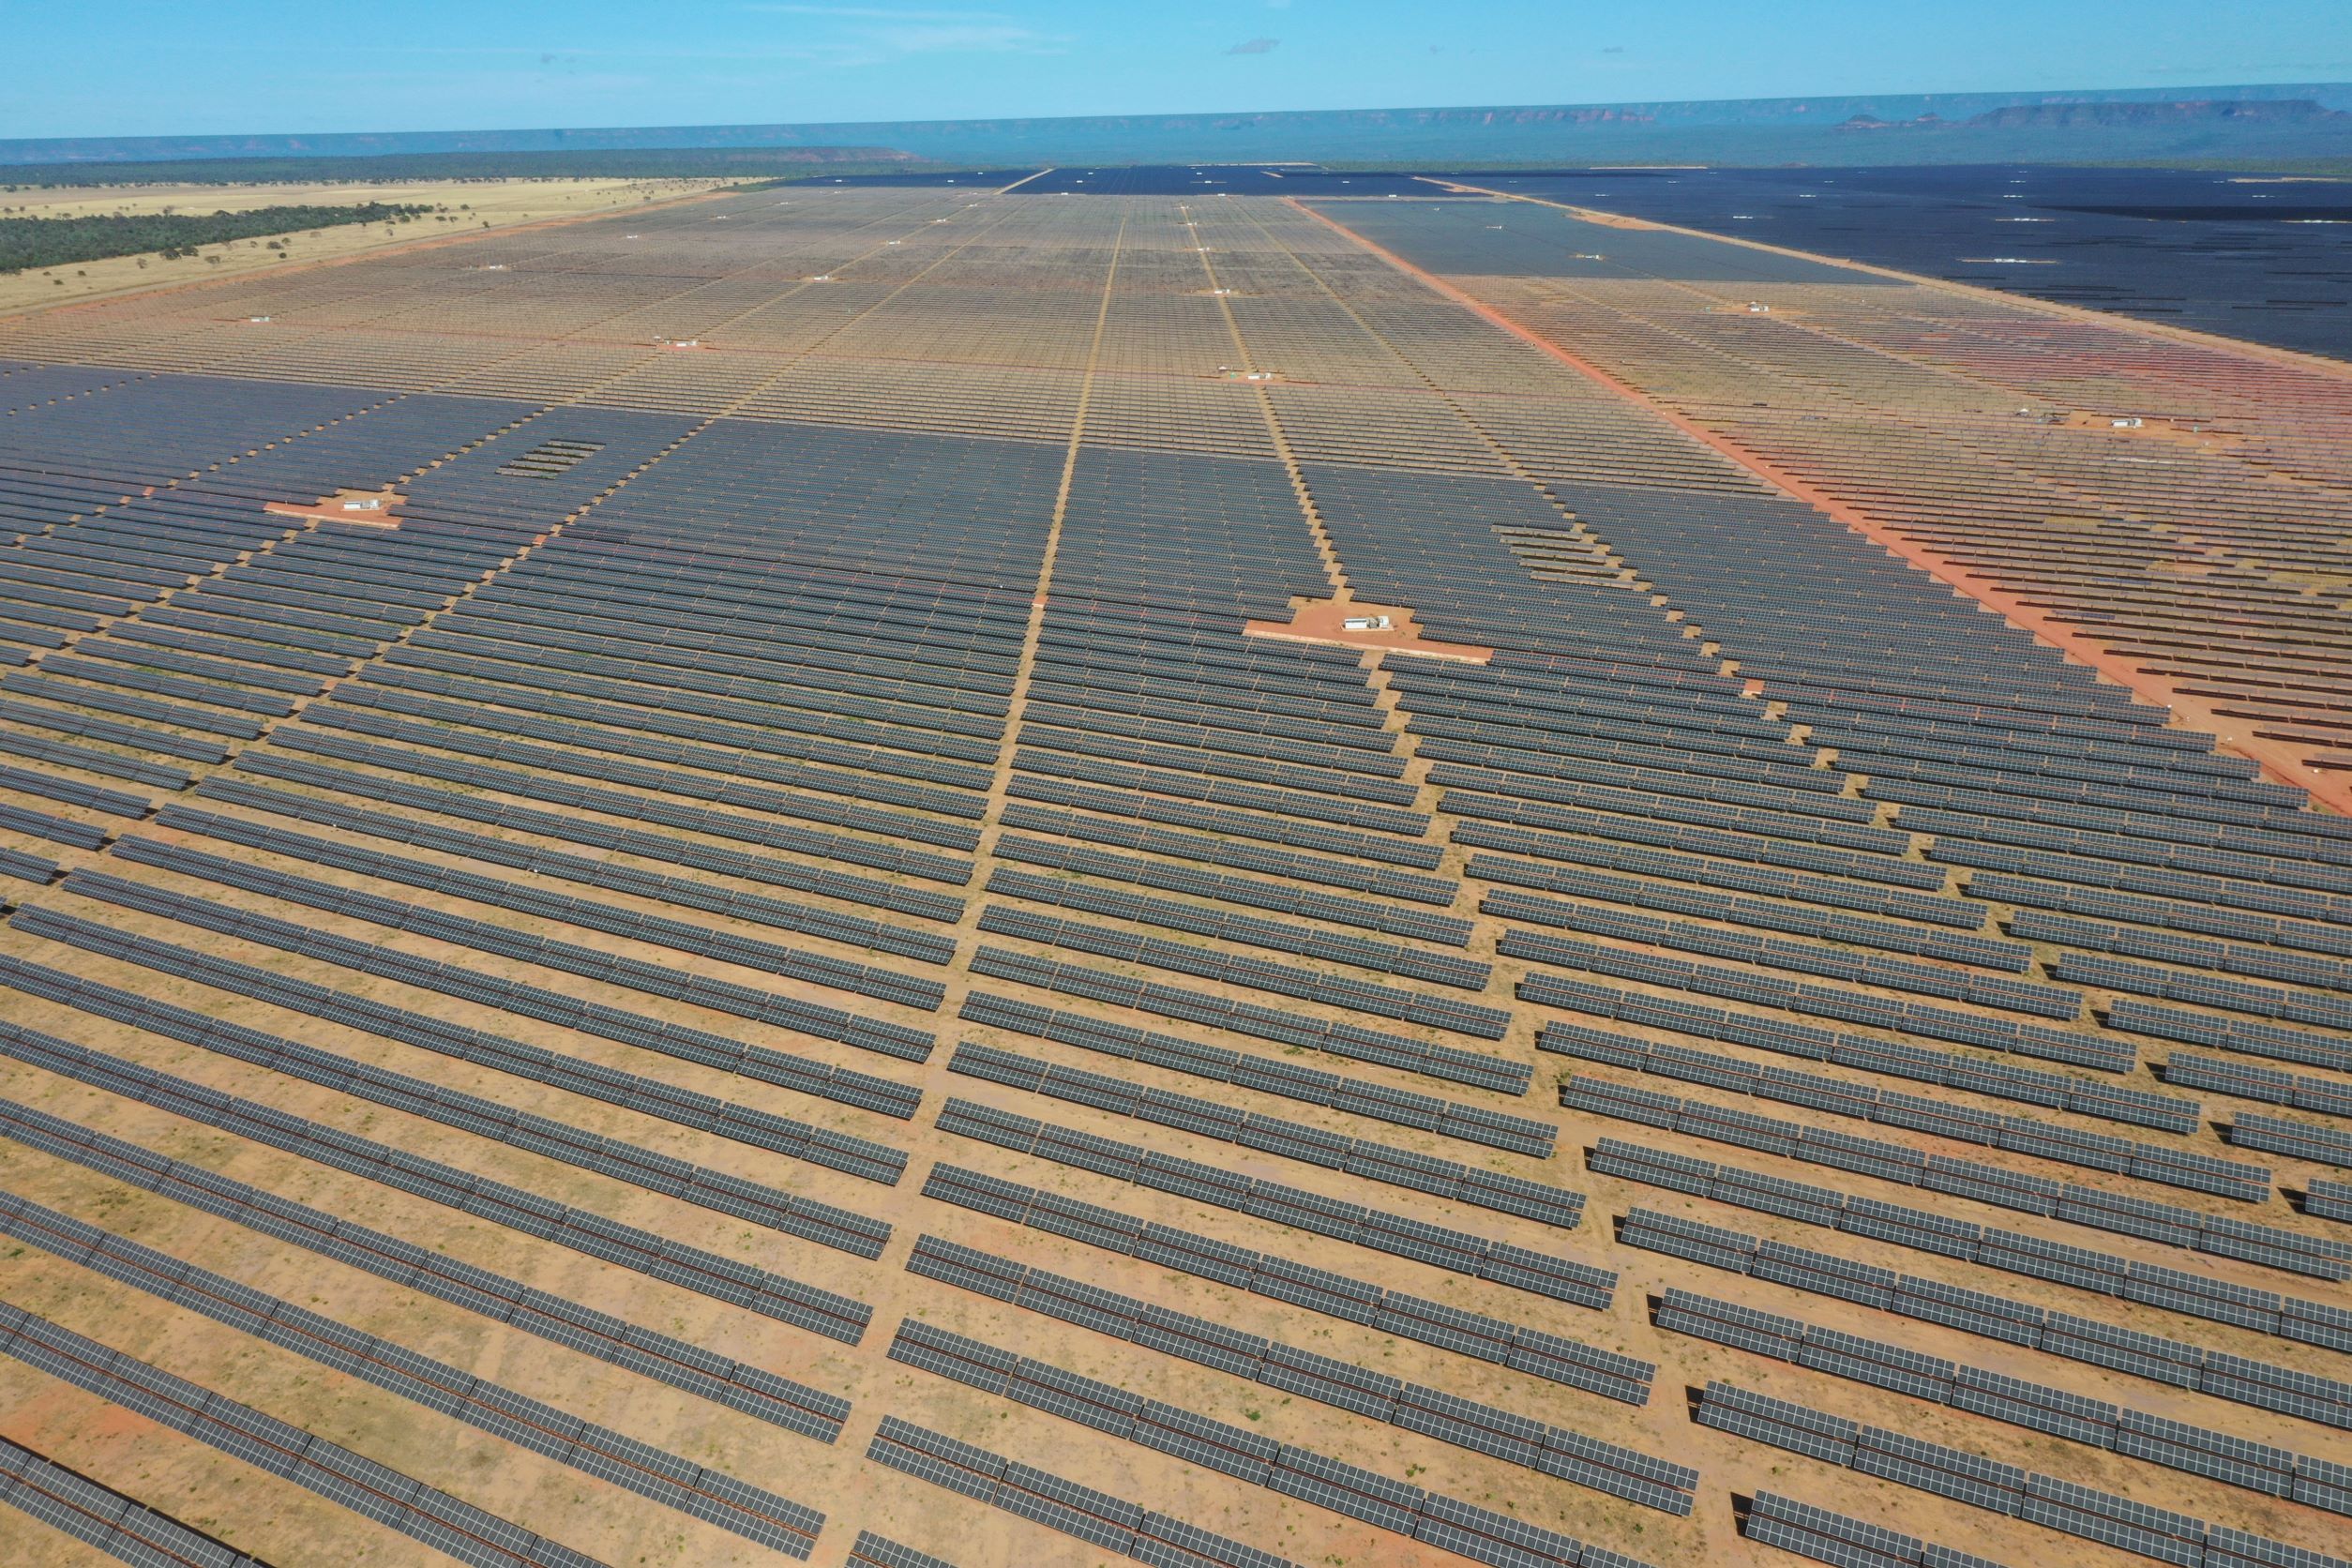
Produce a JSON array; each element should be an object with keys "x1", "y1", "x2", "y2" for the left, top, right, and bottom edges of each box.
[
  {"x1": 0, "y1": 1429, "x2": 277, "y2": 1568},
  {"x1": 1976, "y1": 872, "x2": 2352, "y2": 969},
  {"x1": 58, "y1": 865, "x2": 938, "y2": 1063},
  {"x1": 1541, "y1": 1013, "x2": 2195, "y2": 1133},
  {"x1": 0, "y1": 1093, "x2": 853, "y2": 1439},
  {"x1": 978, "y1": 904, "x2": 1510, "y2": 1037},
  {"x1": 1567, "y1": 1079, "x2": 2323, "y2": 1269},
  {"x1": 1518, "y1": 939, "x2": 2129, "y2": 1074},
  {"x1": 885, "y1": 1319, "x2": 1690, "y2": 1545},
  {"x1": 24, "y1": 873, "x2": 922, "y2": 1121},
  {"x1": 999, "y1": 801, "x2": 1457, "y2": 904},
  {"x1": 317, "y1": 679, "x2": 994, "y2": 827},
  {"x1": 847, "y1": 1531, "x2": 960, "y2": 1568},
  {"x1": 957, "y1": 990, "x2": 1553, "y2": 1155},
  {"x1": 946, "y1": 1042, "x2": 1579, "y2": 1229},
  {"x1": 866, "y1": 1416, "x2": 1303, "y2": 1568},
  {"x1": 0, "y1": 1018, "x2": 875, "y2": 1343},
  {"x1": 2060, "y1": 952, "x2": 2352, "y2": 1035},
  {"x1": 1659, "y1": 1287, "x2": 2346, "y2": 1511},
  {"x1": 1741, "y1": 1489, "x2": 2009, "y2": 1568},
  {"x1": 1479, "y1": 861, "x2": 2026, "y2": 969},
  {"x1": 1549, "y1": 1030, "x2": 2239, "y2": 1193},
  {"x1": 1019, "y1": 715, "x2": 1415, "y2": 815},
  {"x1": 1441, "y1": 758, "x2": 1913, "y2": 861},
  {"x1": 190, "y1": 765, "x2": 965, "y2": 922},
  {"x1": 2231, "y1": 1114, "x2": 2352, "y2": 1172},
  {"x1": 284, "y1": 709, "x2": 985, "y2": 869},
  {"x1": 1454, "y1": 788, "x2": 1942, "y2": 895},
  {"x1": 1620, "y1": 1207, "x2": 2352, "y2": 1431},
  {"x1": 987, "y1": 866, "x2": 1490, "y2": 988},
  {"x1": 2013, "y1": 909, "x2": 2352, "y2": 1002},
  {"x1": 1694, "y1": 1383, "x2": 2349, "y2": 1568},
  {"x1": 105, "y1": 831, "x2": 946, "y2": 1012},
  {"x1": 378, "y1": 627, "x2": 1003, "y2": 770},
  {"x1": 1023, "y1": 691, "x2": 1410, "y2": 781},
  {"x1": 1494, "y1": 884, "x2": 2073, "y2": 1017},
  {"x1": 934, "y1": 1096, "x2": 1608, "y2": 1305},
  {"x1": 2107, "y1": 997, "x2": 2352, "y2": 1078},
  {"x1": 1009, "y1": 762, "x2": 1438, "y2": 867},
  {"x1": 919, "y1": 1164, "x2": 1622, "y2": 1389},
  {"x1": 1594, "y1": 1140, "x2": 2352, "y2": 1346},
  {"x1": 0, "y1": 844, "x2": 59, "y2": 884},
  {"x1": 0, "y1": 1192, "x2": 831, "y2": 1553},
  {"x1": 0, "y1": 1303, "x2": 613, "y2": 1568},
  {"x1": 241, "y1": 734, "x2": 976, "y2": 887},
  {"x1": 10, "y1": 901, "x2": 907, "y2": 1182},
  {"x1": 160, "y1": 791, "x2": 958, "y2": 958},
  {"x1": 0, "y1": 944, "x2": 895, "y2": 1257},
  {"x1": 969, "y1": 945, "x2": 1529, "y2": 1093},
  {"x1": 1419, "y1": 713, "x2": 1842, "y2": 807},
  {"x1": 905, "y1": 1236, "x2": 1676, "y2": 1491},
  {"x1": 2164, "y1": 1052, "x2": 2352, "y2": 1121}
]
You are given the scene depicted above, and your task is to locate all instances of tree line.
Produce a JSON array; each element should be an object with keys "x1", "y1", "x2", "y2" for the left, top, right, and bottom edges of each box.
[
  {"x1": 0, "y1": 148, "x2": 941, "y2": 186},
  {"x1": 0, "y1": 202, "x2": 430, "y2": 275}
]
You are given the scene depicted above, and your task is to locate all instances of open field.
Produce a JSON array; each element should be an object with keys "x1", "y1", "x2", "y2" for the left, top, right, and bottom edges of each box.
[
  {"x1": 0, "y1": 176, "x2": 2346, "y2": 1568},
  {"x1": 0, "y1": 178, "x2": 731, "y2": 314}
]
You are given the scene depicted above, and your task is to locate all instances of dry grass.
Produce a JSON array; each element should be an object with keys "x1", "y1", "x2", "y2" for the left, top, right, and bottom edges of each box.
[{"x1": 0, "y1": 177, "x2": 731, "y2": 317}]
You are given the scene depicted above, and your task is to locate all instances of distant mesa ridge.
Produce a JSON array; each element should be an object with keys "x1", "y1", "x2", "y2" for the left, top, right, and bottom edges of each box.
[
  {"x1": 5, "y1": 81, "x2": 2349, "y2": 167},
  {"x1": 1842, "y1": 98, "x2": 2348, "y2": 131},
  {"x1": 1970, "y1": 97, "x2": 2347, "y2": 128}
]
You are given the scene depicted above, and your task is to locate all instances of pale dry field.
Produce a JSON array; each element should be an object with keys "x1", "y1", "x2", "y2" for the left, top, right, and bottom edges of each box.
[{"x1": 0, "y1": 177, "x2": 731, "y2": 315}]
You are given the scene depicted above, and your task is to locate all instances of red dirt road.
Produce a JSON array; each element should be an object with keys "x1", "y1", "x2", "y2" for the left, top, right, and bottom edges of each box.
[{"x1": 1286, "y1": 195, "x2": 2352, "y2": 818}]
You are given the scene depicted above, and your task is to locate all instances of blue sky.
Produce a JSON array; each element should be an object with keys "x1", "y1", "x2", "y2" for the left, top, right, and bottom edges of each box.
[{"x1": 10, "y1": 0, "x2": 2352, "y2": 140}]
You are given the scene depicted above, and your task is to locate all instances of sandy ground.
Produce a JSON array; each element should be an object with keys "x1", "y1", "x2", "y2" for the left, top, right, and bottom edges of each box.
[
  {"x1": 0, "y1": 178, "x2": 731, "y2": 316},
  {"x1": 2, "y1": 187, "x2": 2348, "y2": 1568},
  {"x1": 4, "y1": 664, "x2": 2346, "y2": 1568}
]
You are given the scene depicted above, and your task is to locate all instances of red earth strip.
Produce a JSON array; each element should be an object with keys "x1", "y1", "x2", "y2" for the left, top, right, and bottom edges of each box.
[{"x1": 1287, "y1": 196, "x2": 2351, "y2": 817}]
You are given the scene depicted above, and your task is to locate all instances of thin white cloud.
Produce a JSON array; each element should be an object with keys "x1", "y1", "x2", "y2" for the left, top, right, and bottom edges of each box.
[
  {"x1": 737, "y1": 4, "x2": 1065, "y2": 58},
  {"x1": 867, "y1": 22, "x2": 1064, "y2": 53},
  {"x1": 1227, "y1": 37, "x2": 1280, "y2": 55},
  {"x1": 742, "y1": 5, "x2": 1011, "y2": 19}
]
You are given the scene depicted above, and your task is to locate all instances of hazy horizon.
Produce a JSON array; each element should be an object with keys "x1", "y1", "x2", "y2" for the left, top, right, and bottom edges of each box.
[
  {"x1": 6, "y1": 79, "x2": 2350, "y2": 169},
  {"x1": 13, "y1": 0, "x2": 2352, "y2": 143}
]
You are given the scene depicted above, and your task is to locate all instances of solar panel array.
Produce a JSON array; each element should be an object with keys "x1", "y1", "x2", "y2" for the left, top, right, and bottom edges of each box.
[
  {"x1": 1696, "y1": 1383, "x2": 2352, "y2": 1568},
  {"x1": 1341, "y1": 184, "x2": 2352, "y2": 783},
  {"x1": 866, "y1": 1417, "x2": 1306, "y2": 1568},
  {"x1": 0, "y1": 945, "x2": 897, "y2": 1256},
  {"x1": 0, "y1": 1092, "x2": 854, "y2": 1440},
  {"x1": 1741, "y1": 1490, "x2": 2009, "y2": 1568},
  {"x1": 1659, "y1": 1286, "x2": 2348, "y2": 1513},
  {"x1": 1621, "y1": 1207, "x2": 2352, "y2": 1433},
  {"x1": 1549, "y1": 1020, "x2": 2220, "y2": 1168},
  {"x1": 1597, "y1": 1138, "x2": 2352, "y2": 1347},
  {"x1": 881, "y1": 1322, "x2": 1687, "y2": 1549},
  {"x1": 947, "y1": 1040, "x2": 1580, "y2": 1227},
  {"x1": 0, "y1": 177, "x2": 2344, "y2": 1567},
  {"x1": 0, "y1": 1191, "x2": 830, "y2": 1554},
  {"x1": 933, "y1": 1094, "x2": 1614, "y2": 1305},
  {"x1": 919, "y1": 1161, "x2": 1624, "y2": 1364},
  {"x1": 847, "y1": 1531, "x2": 961, "y2": 1568},
  {"x1": 1572, "y1": 1078, "x2": 2344, "y2": 1274},
  {"x1": 0, "y1": 1304, "x2": 607, "y2": 1568},
  {"x1": 0, "y1": 1430, "x2": 277, "y2": 1568},
  {"x1": 906, "y1": 1232, "x2": 1667, "y2": 1457}
]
